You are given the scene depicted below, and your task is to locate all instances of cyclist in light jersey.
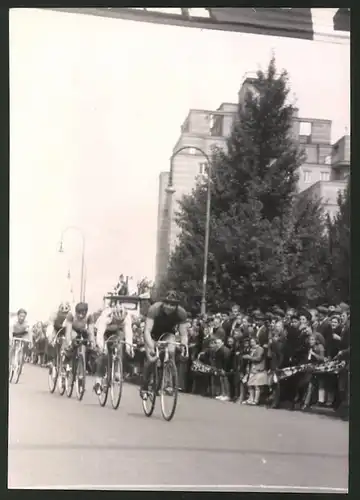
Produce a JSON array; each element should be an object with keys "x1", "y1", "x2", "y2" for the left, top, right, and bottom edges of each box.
[
  {"x1": 9, "y1": 308, "x2": 31, "y2": 364},
  {"x1": 93, "y1": 301, "x2": 134, "y2": 395}
]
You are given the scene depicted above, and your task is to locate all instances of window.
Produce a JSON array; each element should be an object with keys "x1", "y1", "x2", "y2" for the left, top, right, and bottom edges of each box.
[
  {"x1": 199, "y1": 162, "x2": 208, "y2": 175},
  {"x1": 299, "y1": 121, "x2": 312, "y2": 144},
  {"x1": 304, "y1": 170, "x2": 312, "y2": 183},
  {"x1": 320, "y1": 171, "x2": 330, "y2": 182}
]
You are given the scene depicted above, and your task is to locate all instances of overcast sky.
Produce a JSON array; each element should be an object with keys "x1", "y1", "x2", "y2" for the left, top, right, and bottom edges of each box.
[{"x1": 9, "y1": 8, "x2": 350, "y2": 319}]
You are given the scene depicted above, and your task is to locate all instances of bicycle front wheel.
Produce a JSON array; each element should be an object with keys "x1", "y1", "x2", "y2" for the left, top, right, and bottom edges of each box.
[
  {"x1": 98, "y1": 370, "x2": 109, "y2": 407},
  {"x1": 75, "y1": 353, "x2": 86, "y2": 401},
  {"x1": 58, "y1": 354, "x2": 66, "y2": 396},
  {"x1": 142, "y1": 365, "x2": 157, "y2": 417},
  {"x1": 65, "y1": 362, "x2": 75, "y2": 398},
  {"x1": 160, "y1": 360, "x2": 178, "y2": 421},
  {"x1": 110, "y1": 355, "x2": 123, "y2": 410},
  {"x1": 13, "y1": 348, "x2": 23, "y2": 384},
  {"x1": 48, "y1": 357, "x2": 58, "y2": 394}
]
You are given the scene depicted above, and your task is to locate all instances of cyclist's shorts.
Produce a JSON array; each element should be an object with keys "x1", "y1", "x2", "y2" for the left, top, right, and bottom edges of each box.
[
  {"x1": 73, "y1": 329, "x2": 88, "y2": 340},
  {"x1": 54, "y1": 325, "x2": 66, "y2": 335},
  {"x1": 104, "y1": 330, "x2": 120, "y2": 345},
  {"x1": 12, "y1": 333, "x2": 28, "y2": 340},
  {"x1": 151, "y1": 331, "x2": 175, "y2": 342}
]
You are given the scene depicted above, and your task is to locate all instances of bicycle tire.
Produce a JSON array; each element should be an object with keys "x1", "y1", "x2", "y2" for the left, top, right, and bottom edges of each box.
[
  {"x1": 13, "y1": 348, "x2": 23, "y2": 384},
  {"x1": 48, "y1": 362, "x2": 58, "y2": 393},
  {"x1": 65, "y1": 360, "x2": 75, "y2": 398},
  {"x1": 58, "y1": 353, "x2": 66, "y2": 396},
  {"x1": 142, "y1": 365, "x2": 157, "y2": 417},
  {"x1": 110, "y1": 354, "x2": 123, "y2": 410},
  {"x1": 75, "y1": 352, "x2": 86, "y2": 401},
  {"x1": 98, "y1": 371, "x2": 109, "y2": 407},
  {"x1": 160, "y1": 360, "x2": 179, "y2": 421},
  {"x1": 9, "y1": 352, "x2": 14, "y2": 383}
]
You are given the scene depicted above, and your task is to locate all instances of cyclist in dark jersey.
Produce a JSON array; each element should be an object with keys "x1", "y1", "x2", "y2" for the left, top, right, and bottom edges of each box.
[
  {"x1": 62, "y1": 302, "x2": 95, "y2": 370},
  {"x1": 140, "y1": 290, "x2": 189, "y2": 399}
]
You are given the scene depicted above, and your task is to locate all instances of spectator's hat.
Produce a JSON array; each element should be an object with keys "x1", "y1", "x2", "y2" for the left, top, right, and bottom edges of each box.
[
  {"x1": 272, "y1": 306, "x2": 286, "y2": 318},
  {"x1": 253, "y1": 309, "x2": 265, "y2": 320},
  {"x1": 298, "y1": 308, "x2": 312, "y2": 323},
  {"x1": 316, "y1": 305, "x2": 328, "y2": 315},
  {"x1": 265, "y1": 312, "x2": 274, "y2": 321},
  {"x1": 328, "y1": 305, "x2": 336, "y2": 313},
  {"x1": 330, "y1": 307, "x2": 342, "y2": 317},
  {"x1": 339, "y1": 302, "x2": 350, "y2": 312}
]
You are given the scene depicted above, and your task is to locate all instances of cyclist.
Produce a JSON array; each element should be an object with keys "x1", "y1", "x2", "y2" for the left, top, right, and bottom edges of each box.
[
  {"x1": 62, "y1": 302, "x2": 95, "y2": 372},
  {"x1": 93, "y1": 300, "x2": 134, "y2": 395},
  {"x1": 46, "y1": 302, "x2": 71, "y2": 371},
  {"x1": 9, "y1": 308, "x2": 31, "y2": 366},
  {"x1": 140, "y1": 290, "x2": 189, "y2": 400}
]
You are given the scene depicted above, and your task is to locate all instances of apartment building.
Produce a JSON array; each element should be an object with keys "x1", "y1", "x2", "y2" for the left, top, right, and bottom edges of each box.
[
  {"x1": 155, "y1": 75, "x2": 350, "y2": 285},
  {"x1": 298, "y1": 134, "x2": 350, "y2": 220}
]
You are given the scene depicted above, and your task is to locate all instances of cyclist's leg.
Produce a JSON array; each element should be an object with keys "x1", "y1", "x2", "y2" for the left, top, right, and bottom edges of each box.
[{"x1": 141, "y1": 337, "x2": 160, "y2": 393}]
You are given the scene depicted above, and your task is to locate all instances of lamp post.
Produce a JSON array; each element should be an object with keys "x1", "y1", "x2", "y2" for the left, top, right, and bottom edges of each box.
[
  {"x1": 58, "y1": 226, "x2": 86, "y2": 303},
  {"x1": 166, "y1": 146, "x2": 211, "y2": 316}
]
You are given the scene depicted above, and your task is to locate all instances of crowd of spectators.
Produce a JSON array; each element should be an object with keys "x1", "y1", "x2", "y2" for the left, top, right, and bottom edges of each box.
[
  {"x1": 27, "y1": 301, "x2": 350, "y2": 418},
  {"x1": 180, "y1": 303, "x2": 350, "y2": 416}
]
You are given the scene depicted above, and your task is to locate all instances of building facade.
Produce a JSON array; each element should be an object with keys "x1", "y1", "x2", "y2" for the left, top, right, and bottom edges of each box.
[{"x1": 155, "y1": 75, "x2": 350, "y2": 285}]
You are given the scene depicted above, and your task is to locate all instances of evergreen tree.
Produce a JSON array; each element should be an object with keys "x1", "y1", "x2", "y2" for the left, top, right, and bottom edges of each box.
[
  {"x1": 325, "y1": 180, "x2": 350, "y2": 303},
  {"x1": 161, "y1": 57, "x2": 328, "y2": 312}
]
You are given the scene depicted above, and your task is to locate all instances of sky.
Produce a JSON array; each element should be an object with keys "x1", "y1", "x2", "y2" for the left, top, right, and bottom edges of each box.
[{"x1": 9, "y1": 8, "x2": 350, "y2": 319}]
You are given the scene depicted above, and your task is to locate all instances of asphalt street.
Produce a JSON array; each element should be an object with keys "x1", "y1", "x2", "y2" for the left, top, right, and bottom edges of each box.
[{"x1": 8, "y1": 364, "x2": 348, "y2": 492}]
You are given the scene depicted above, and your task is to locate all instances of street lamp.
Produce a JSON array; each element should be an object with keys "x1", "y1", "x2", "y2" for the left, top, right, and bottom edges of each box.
[
  {"x1": 166, "y1": 146, "x2": 212, "y2": 316},
  {"x1": 58, "y1": 226, "x2": 86, "y2": 303}
]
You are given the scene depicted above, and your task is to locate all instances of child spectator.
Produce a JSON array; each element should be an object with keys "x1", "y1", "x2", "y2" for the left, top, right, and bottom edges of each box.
[{"x1": 241, "y1": 337, "x2": 268, "y2": 405}]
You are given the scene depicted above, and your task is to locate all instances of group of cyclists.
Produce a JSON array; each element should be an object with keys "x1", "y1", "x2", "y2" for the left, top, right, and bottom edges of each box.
[{"x1": 9, "y1": 290, "x2": 189, "y2": 411}]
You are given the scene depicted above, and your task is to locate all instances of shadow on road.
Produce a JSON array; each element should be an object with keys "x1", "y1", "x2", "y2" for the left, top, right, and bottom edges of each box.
[{"x1": 8, "y1": 442, "x2": 347, "y2": 459}]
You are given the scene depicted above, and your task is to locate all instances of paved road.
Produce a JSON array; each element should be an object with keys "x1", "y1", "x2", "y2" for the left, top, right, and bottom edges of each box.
[{"x1": 8, "y1": 364, "x2": 348, "y2": 492}]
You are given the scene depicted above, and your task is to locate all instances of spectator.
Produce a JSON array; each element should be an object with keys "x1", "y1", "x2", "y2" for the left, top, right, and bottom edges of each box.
[
  {"x1": 241, "y1": 337, "x2": 268, "y2": 405},
  {"x1": 302, "y1": 334, "x2": 326, "y2": 410},
  {"x1": 211, "y1": 330, "x2": 231, "y2": 402}
]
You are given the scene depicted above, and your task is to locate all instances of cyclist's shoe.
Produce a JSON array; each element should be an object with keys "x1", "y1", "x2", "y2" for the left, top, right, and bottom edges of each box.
[
  {"x1": 140, "y1": 388, "x2": 149, "y2": 400},
  {"x1": 163, "y1": 386, "x2": 174, "y2": 396},
  {"x1": 93, "y1": 382, "x2": 102, "y2": 396}
]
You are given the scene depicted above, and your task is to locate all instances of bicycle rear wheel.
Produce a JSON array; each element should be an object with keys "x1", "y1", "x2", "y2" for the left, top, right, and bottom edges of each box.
[
  {"x1": 160, "y1": 360, "x2": 178, "y2": 421},
  {"x1": 142, "y1": 365, "x2": 157, "y2": 417},
  {"x1": 75, "y1": 353, "x2": 86, "y2": 401},
  {"x1": 110, "y1": 355, "x2": 123, "y2": 410}
]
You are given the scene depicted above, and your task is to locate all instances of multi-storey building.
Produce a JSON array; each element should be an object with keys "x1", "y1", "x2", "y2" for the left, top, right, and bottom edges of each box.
[{"x1": 155, "y1": 75, "x2": 350, "y2": 285}]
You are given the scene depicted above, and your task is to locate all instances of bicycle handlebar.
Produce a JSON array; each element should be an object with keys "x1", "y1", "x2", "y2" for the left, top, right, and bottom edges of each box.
[{"x1": 12, "y1": 337, "x2": 31, "y2": 343}]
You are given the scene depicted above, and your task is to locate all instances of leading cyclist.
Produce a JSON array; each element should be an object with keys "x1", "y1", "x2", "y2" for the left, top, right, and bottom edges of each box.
[{"x1": 140, "y1": 290, "x2": 189, "y2": 400}]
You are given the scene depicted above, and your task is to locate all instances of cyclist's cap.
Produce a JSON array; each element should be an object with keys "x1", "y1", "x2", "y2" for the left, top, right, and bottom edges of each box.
[
  {"x1": 17, "y1": 308, "x2": 27, "y2": 316},
  {"x1": 162, "y1": 290, "x2": 180, "y2": 305},
  {"x1": 75, "y1": 302, "x2": 88, "y2": 314}
]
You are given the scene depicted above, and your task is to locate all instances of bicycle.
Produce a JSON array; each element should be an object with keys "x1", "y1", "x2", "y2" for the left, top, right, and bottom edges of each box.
[
  {"x1": 9, "y1": 337, "x2": 31, "y2": 384},
  {"x1": 65, "y1": 335, "x2": 89, "y2": 400},
  {"x1": 47, "y1": 328, "x2": 65, "y2": 394},
  {"x1": 97, "y1": 335, "x2": 136, "y2": 410},
  {"x1": 141, "y1": 338, "x2": 187, "y2": 421}
]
